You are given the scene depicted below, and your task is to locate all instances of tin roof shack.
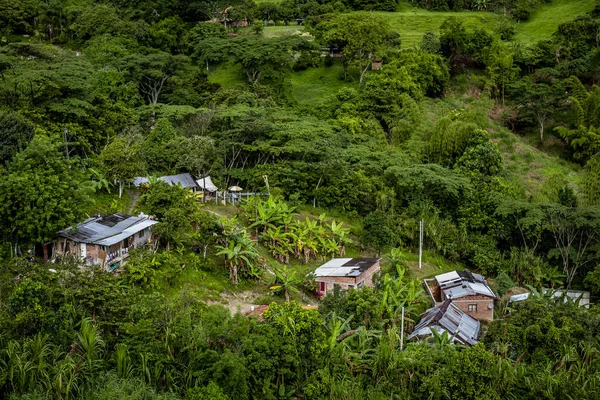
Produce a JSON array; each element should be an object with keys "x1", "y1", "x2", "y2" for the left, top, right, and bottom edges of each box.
[
  {"x1": 546, "y1": 289, "x2": 591, "y2": 308},
  {"x1": 314, "y1": 258, "x2": 380, "y2": 295},
  {"x1": 424, "y1": 270, "x2": 496, "y2": 321},
  {"x1": 55, "y1": 213, "x2": 157, "y2": 271},
  {"x1": 133, "y1": 173, "x2": 199, "y2": 191},
  {"x1": 408, "y1": 299, "x2": 481, "y2": 346}
]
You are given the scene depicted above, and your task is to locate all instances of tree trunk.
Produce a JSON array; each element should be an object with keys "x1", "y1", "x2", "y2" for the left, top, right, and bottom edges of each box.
[
  {"x1": 119, "y1": 181, "x2": 123, "y2": 198},
  {"x1": 285, "y1": 288, "x2": 290, "y2": 302},
  {"x1": 231, "y1": 263, "x2": 238, "y2": 284},
  {"x1": 539, "y1": 119, "x2": 545, "y2": 143}
]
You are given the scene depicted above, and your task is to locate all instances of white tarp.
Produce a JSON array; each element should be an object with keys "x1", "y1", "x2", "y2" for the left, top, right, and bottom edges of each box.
[{"x1": 197, "y1": 176, "x2": 218, "y2": 192}]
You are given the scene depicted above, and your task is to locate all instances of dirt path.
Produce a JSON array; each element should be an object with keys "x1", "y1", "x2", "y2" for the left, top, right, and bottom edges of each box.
[{"x1": 206, "y1": 290, "x2": 263, "y2": 315}]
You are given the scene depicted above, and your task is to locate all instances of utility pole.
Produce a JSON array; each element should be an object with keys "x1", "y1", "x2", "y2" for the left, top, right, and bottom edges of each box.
[
  {"x1": 419, "y1": 219, "x2": 423, "y2": 269},
  {"x1": 400, "y1": 306, "x2": 405, "y2": 351}
]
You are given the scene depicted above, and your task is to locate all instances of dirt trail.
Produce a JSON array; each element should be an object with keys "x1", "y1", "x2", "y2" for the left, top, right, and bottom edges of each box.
[{"x1": 206, "y1": 290, "x2": 264, "y2": 316}]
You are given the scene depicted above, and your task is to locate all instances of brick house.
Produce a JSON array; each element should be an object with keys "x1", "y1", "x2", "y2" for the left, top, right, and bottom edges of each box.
[
  {"x1": 314, "y1": 258, "x2": 380, "y2": 296},
  {"x1": 54, "y1": 212, "x2": 157, "y2": 271},
  {"x1": 424, "y1": 270, "x2": 496, "y2": 321}
]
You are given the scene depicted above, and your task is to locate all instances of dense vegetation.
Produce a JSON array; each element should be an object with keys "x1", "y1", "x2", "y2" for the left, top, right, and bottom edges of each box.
[{"x1": 2, "y1": 0, "x2": 600, "y2": 398}]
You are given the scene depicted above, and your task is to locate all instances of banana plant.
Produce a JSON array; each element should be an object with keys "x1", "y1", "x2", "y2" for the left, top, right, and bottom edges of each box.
[{"x1": 270, "y1": 265, "x2": 302, "y2": 302}]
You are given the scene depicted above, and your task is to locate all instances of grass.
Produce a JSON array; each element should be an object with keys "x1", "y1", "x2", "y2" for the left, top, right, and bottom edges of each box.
[
  {"x1": 262, "y1": 25, "x2": 306, "y2": 38},
  {"x1": 207, "y1": 63, "x2": 246, "y2": 88},
  {"x1": 489, "y1": 123, "x2": 583, "y2": 202},
  {"x1": 514, "y1": 0, "x2": 596, "y2": 45},
  {"x1": 373, "y1": 3, "x2": 499, "y2": 47},
  {"x1": 290, "y1": 60, "x2": 358, "y2": 104}
]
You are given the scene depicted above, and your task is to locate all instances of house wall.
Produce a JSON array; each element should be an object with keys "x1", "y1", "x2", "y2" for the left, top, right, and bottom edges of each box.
[
  {"x1": 453, "y1": 295, "x2": 494, "y2": 321},
  {"x1": 85, "y1": 244, "x2": 105, "y2": 266},
  {"x1": 133, "y1": 227, "x2": 152, "y2": 246},
  {"x1": 428, "y1": 283, "x2": 442, "y2": 303}
]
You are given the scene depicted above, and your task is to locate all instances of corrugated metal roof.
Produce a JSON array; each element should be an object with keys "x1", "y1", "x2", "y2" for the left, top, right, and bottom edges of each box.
[
  {"x1": 58, "y1": 213, "x2": 157, "y2": 246},
  {"x1": 436, "y1": 270, "x2": 496, "y2": 299},
  {"x1": 408, "y1": 299, "x2": 480, "y2": 346},
  {"x1": 133, "y1": 174, "x2": 198, "y2": 188},
  {"x1": 314, "y1": 258, "x2": 379, "y2": 278}
]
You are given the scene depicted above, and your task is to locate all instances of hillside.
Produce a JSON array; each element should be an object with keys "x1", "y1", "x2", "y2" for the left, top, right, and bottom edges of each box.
[
  {"x1": 2, "y1": 0, "x2": 600, "y2": 399},
  {"x1": 514, "y1": 0, "x2": 596, "y2": 44}
]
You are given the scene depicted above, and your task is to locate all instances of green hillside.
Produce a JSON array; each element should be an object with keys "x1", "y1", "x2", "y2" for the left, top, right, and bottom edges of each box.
[
  {"x1": 375, "y1": 5, "x2": 499, "y2": 46},
  {"x1": 514, "y1": 0, "x2": 596, "y2": 44}
]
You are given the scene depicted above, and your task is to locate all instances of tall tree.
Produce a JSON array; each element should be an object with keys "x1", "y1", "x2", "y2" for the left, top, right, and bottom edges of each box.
[
  {"x1": 99, "y1": 133, "x2": 146, "y2": 198},
  {"x1": 315, "y1": 12, "x2": 394, "y2": 83},
  {"x1": 0, "y1": 135, "x2": 90, "y2": 255}
]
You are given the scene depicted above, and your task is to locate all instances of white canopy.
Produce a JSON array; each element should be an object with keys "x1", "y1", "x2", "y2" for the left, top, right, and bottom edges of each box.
[
  {"x1": 197, "y1": 176, "x2": 218, "y2": 192},
  {"x1": 229, "y1": 186, "x2": 243, "y2": 192}
]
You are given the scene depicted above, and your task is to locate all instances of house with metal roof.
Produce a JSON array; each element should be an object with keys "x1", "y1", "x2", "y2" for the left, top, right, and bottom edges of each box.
[
  {"x1": 408, "y1": 299, "x2": 481, "y2": 346},
  {"x1": 133, "y1": 173, "x2": 199, "y2": 191},
  {"x1": 54, "y1": 212, "x2": 158, "y2": 271},
  {"x1": 424, "y1": 270, "x2": 496, "y2": 321},
  {"x1": 314, "y1": 258, "x2": 380, "y2": 296}
]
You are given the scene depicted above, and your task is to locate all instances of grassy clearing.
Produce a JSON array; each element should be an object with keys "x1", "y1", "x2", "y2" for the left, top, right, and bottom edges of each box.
[
  {"x1": 290, "y1": 60, "x2": 357, "y2": 104},
  {"x1": 374, "y1": 3, "x2": 499, "y2": 47},
  {"x1": 263, "y1": 25, "x2": 306, "y2": 38},
  {"x1": 207, "y1": 63, "x2": 246, "y2": 88},
  {"x1": 514, "y1": 0, "x2": 596, "y2": 45},
  {"x1": 489, "y1": 124, "x2": 583, "y2": 202}
]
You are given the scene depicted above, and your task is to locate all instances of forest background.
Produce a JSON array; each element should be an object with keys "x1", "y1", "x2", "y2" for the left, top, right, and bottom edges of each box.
[{"x1": 3, "y1": 0, "x2": 600, "y2": 398}]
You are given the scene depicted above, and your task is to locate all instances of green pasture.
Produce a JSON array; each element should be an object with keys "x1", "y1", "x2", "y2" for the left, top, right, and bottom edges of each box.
[{"x1": 514, "y1": 0, "x2": 596, "y2": 44}]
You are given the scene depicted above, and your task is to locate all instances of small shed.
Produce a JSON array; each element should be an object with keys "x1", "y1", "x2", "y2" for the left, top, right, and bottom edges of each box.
[{"x1": 371, "y1": 59, "x2": 383, "y2": 70}]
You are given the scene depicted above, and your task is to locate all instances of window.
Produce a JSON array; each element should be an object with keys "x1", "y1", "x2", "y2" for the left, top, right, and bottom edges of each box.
[
  {"x1": 468, "y1": 304, "x2": 477, "y2": 312},
  {"x1": 320, "y1": 282, "x2": 325, "y2": 291},
  {"x1": 138, "y1": 229, "x2": 145, "y2": 239},
  {"x1": 357, "y1": 280, "x2": 365, "y2": 288}
]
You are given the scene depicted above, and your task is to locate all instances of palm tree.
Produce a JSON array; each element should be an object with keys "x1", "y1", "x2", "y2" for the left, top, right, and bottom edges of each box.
[{"x1": 270, "y1": 265, "x2": 302, "y2": 302}]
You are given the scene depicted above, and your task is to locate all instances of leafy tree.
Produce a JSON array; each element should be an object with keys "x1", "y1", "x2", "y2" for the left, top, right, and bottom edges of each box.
[
  {"x1": 545, "y1": 204, "x2": 600, "y2": 289},
  {"x1": 420, "y1": 31, "x2": 441, "y2": 54},
  {"x1": 228, "y1": 36, "x2": 309, "y2": 86},
  {"x1": 143, "y1": 118, "x2": 180, "y2": 173},
  {"x1": 99, "y1": 133, "x2": 146, "y2": 198},
  {"x1": 582, "y1": 153, "x2": 600, "y2": 206},
  {"x1": 315, "y1": 12, "x2": 394, "y2": 83},
  {"x1": 362, "y1": 210, "x2": 397, "y2": 256},
  {"x1": 0, "y1": 135, "x2": 90, "y2": 255},
  {"x1": 511, "y1": 76, "x2": 561, "y2": 143},
  {"x1": 485, "y1": 41, "x2": 519, "y2": 106},
  {"x1": 0, "y1": 0, "x2": 39, "y2": 34},
  {"x1": 176, "y1": 135, "x2": 220, "y2": 177},
  {"x1": 137, "y1": 181, "x2": 202, "y2": 250},
  {"x1": 0, "y1": 110, "x2": 35, "y2": 166}
]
